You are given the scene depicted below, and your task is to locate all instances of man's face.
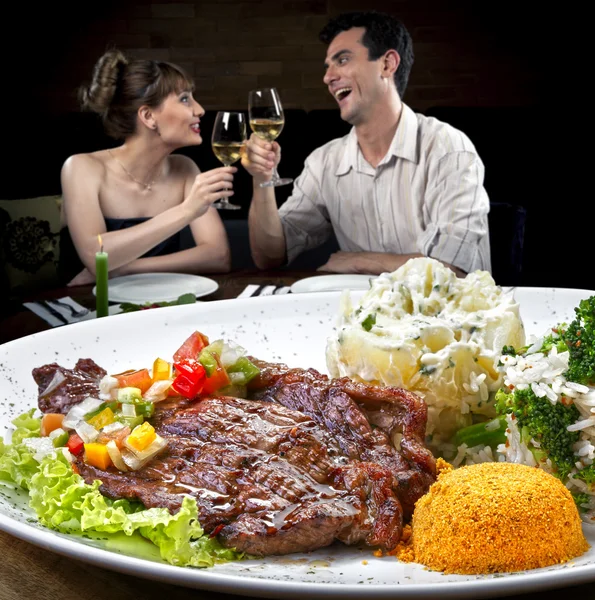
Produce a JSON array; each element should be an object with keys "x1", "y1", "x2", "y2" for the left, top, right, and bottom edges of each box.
[{"x1": 323, "y1": 27, "x2": 385, "y2": 125}]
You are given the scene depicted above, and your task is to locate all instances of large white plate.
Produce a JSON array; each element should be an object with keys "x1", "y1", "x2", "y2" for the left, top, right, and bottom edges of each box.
[
  {"x1": 92, "y1": 272, "x2": 219, "y2": 303},
  {"x1": 1, "y1": 286, "x2": 595, "y2": 599},
  {"x1": 291, "y1": 274, "x2": 373, "y2": 293}
]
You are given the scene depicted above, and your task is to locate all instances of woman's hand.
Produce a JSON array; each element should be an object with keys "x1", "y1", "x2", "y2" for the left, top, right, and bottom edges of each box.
[
  {"x1": 183, "y1": 166, "x2": 237, "y2": 218},
  {"x1": 241, "y1": 134, "x2": 281, "y2": 184}
]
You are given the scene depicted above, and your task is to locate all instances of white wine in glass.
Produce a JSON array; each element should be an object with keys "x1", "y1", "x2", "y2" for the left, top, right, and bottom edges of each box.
[
  {"x1": 248, "y1": 88, "x2": 293, "y2": 188},
  {"x1": 211, "y1": 111, "x2": 246, "y2": 210}
]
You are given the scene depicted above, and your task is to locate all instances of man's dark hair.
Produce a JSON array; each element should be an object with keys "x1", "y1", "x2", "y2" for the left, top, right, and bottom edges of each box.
[{"x1": 319, "y1": 11, "x2": 414, "y2": 97}]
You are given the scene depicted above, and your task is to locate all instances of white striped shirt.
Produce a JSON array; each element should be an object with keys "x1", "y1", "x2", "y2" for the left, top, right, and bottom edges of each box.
[{"x1": 279, "y1": 104, "x2": 491, "y2": 274}]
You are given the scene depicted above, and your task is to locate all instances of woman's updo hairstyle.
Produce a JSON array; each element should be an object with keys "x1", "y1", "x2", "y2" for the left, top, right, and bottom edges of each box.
[{"x1": 79, "y1": 48, "x2": 194, "y2": 140}]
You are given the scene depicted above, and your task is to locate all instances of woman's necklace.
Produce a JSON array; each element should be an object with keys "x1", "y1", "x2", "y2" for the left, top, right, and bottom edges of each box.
[{"x1": 108, "y1": 149, "x2": 157, "y2": 191}]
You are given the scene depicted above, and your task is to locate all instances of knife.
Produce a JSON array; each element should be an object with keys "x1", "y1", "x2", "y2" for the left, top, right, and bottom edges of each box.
[{"x1": 39, "y1": 301, "x2": 69, "y2": 325}]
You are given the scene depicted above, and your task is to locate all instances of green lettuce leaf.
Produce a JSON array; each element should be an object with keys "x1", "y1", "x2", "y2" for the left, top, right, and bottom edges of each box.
[{"x1": 0, "y1": 412, "x2": 242, "y2": 567}]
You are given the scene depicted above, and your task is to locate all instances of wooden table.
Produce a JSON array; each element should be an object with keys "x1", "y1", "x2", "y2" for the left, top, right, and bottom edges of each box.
[{"x1": 1, "y1": 270, "x2": 594, "y2": 600}]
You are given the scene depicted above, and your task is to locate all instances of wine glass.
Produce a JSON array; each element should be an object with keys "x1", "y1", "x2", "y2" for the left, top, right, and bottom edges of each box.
[
  {"x1": 211, "y1": 111, "x2": 247, "y2": 210},
  {"x1": 248, "y1": 88, "x2": 293, "y2": 188}
]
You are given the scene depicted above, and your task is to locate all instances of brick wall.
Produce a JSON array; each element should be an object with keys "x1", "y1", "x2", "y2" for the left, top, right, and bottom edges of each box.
[{"x1": 8, "y1": 0, "x2": 544, "y2": 117}]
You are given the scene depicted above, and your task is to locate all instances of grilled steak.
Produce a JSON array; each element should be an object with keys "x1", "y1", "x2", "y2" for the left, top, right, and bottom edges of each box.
[
  {"x1": 74, "y1": 396, "x2": 402, "y2": 555},
  {"x1": 35, "y1": 358, "x2": 435, "y2": 557},
  {"x1": 248, "y1": 360, "x2": 436, "y2": 519},
  {"x1": 32, "y1": 358, "x2": 106, "y2": 414}
]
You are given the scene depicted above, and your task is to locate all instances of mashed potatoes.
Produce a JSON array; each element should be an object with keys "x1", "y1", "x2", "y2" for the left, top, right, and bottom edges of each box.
[
  {"x1": 411, "y1": 462, "x2": 589, "y2": 573},
  {"x1": 325, "y1": 258, "x2": 525, "y2": 447}
]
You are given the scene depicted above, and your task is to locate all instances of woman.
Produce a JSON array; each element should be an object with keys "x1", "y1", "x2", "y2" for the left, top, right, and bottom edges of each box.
[{"x1": 60, "y1": 49, "x2": 235, "y2": 285}]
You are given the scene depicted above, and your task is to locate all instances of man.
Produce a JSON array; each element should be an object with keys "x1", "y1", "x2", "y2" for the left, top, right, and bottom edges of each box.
[{"x1": 242, "y1": 11, "x2": 491, "y2": 277}]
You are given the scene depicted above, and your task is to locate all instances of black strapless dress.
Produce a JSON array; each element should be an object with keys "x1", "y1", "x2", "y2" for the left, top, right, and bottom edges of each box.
[{"x1": 58, "y1": 217, "x2": 195, "y2": 285}]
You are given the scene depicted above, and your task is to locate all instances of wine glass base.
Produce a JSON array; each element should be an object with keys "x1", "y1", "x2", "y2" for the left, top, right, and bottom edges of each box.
[
  {"x1": 260, "y1": 177, "x2": 293, "y2": 188},
  {"x1": 214, "y1": 201, "x2": 241, "y2": 210}
]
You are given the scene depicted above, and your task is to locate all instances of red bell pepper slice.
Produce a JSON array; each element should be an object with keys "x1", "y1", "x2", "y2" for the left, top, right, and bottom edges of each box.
[
  {"x1": 66, "y1": 433, "x2": 85, "y2": 456},
  {"x1": 173, "y1": 331, "x2": 210, "y2": 363},
  {"x1": 171, "y1": 359, "x2": 206, "y2": 399}
]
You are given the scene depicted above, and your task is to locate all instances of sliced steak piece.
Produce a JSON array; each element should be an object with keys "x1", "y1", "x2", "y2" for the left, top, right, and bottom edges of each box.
[
  {"x1": 248, "y1": 360, "x2": 436, "y2": 518},
  {"x1": 33, "y1": 359, "x2": 106, "y2": 414},
  {"x1": 75, "y1": 396, "x2": 402, "y2": 556}
]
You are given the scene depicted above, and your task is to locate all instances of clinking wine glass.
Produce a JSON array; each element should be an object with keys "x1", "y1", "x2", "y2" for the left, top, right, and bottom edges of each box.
[
  {"x1": 211, "y1": 111, "x2": 247, "y2": 210},
  {"x1": 248, "y1": 88, "x2": 293, "y2": 188}
]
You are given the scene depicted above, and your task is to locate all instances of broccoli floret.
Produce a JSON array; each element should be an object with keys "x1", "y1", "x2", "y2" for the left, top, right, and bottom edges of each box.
[
  {"x1": 496, "y1": 387, "x2": 581, "y2": 481},
  {"x1": 538, "y1": 332, "x2": 568, "y2": 355},
  {"x1": 571, "y1": 491, "x2": 591, "y2": 512},
  {"x1": 574, "y1": 464, "x2": 595, "y2": 486},
  {"x1": 561, "y1": 296, "x2": 595, "y2": 385}
]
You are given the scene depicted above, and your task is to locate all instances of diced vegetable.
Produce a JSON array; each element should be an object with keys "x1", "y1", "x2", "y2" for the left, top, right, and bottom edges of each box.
[
  {"x1": 143, "y1": 379, "x2": 173, "y2": 402},
  {"x1": 114, "y1": 369, "x2": 153, "y2": 393},
  {"x1": 75, "y1": 421, "x2": 100, "y2": 443},
  {"x1": 226, "y1": 356, "x2": 260, "y2": 384},
  {"x1": 121, "y1": 403, "x2": 137, "y2": 418},
  {"x1": 218, "y1": 341, "x2": 247, "y2": 368},
  {"x1": 152, "y1": 358, "x2": 172, "y2": 381},
  {"x1": 126, "y1": 422, "x2": 157, "y2": 453},
  {"x1": 100, "y1": 421, "x2": 126, "y2": 435},
  {"x1": 66, "y1": 433, "x2": 85, "y2": 455},
  {"x1": 98, "y1": 375, "x2": 119, "y2": 400},
  {"x1": 98, "y1": 425, "x2": 131, "y2": 449},
  {"x1": 84, "y1": 443, "x2": 113, "y2": 470},
  {"x1": 86, "y1": 407, "x2": 116, "y2": 430},
  {"x1": 49, "y1": 428, "x2": 69, "y2": 448},
  {"x1": 84, "y1": 400, "x2": 118, "y2": 421},
  {"x1": 198, "y1": 348, "x2": 219, "y2": 377},
  {"x1": 202, "y1": 361, "x2": 231, "y2": 395},
  {"x1": 173, "y1": 331, "x2": 210, "y2": 363},
  {"x1": 106, "y1": 440, "x2": 128, "y2": 471},
  {"x1": 40, "y1": 413, "x2": 65, "y2": 437},
  {"x1": 171, "y1": 359, "x2": 206, "y2": 398},
  {"x1": 118, "y1": 387, "x2": 143, "y2": 404},
  {"x1": 116, "y1": 415, "x2": 144, "y2": 430},
  {"x1": 135, "y1": 401, "x2": 155, "y2": 418},
  {"x1": 63, "y1": 397, "x2": 103, "y2": 429},
  {"x1": 121, "y1": 435, "x2": 168, "y2": 470}
]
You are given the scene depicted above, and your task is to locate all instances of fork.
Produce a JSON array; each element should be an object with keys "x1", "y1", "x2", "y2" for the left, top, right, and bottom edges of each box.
[{"x1": 47, "y1": 299, "x2": 90, "y2": 319}]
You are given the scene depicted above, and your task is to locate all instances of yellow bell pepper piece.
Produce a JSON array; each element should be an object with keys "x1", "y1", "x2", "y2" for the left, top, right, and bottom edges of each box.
[
  {"x1": 153, "y1": 357, "x2": 172, "y2": 381},
  {"x1": 127, "y1": 422, "x2": 157, "y2": 452},
  {"x1": 84, "y1": 443, "x2": 113, "y2": 470},
  {"x1": 87, "y1": 407, "x2": 115, "y2": 430}
]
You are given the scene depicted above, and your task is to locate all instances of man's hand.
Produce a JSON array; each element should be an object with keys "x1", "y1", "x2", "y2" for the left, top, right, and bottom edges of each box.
[
  {"x1": 242, "y1": 133, "x2": 281, "y2": 184},
  {"x1": 318, "y1": 251, "x2": 466, "y2": 277},
  {"x1": 317, "y1": 251, "x2": 384, "y2": 274}
]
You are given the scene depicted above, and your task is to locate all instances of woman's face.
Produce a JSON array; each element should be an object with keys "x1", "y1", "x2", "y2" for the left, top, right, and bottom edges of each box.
[{"x1": 152, "y1": 89, "x2": 205, "y2": 146}]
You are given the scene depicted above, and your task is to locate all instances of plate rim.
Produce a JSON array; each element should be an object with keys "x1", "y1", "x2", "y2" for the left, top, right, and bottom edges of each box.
[{"x1": 91, "y1": 272, "x2": 219, "y2": 303}]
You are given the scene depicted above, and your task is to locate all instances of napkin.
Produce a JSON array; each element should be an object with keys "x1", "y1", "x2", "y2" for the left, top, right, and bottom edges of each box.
[
  {"x1": 237, "y1": 285, "x2": 292, "y2": 298},
  {"x1": 23, "y1": 297, "x2": 89, "y2": 327}
]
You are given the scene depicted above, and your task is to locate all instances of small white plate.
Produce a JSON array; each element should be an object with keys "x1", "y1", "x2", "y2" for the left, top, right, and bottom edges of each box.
[
  {"x1": 92, "y1": 273, "x2": 219, "y2": 303},
  {"x1": 291, "y1": 274, "x2": 373, "y2": 294}
]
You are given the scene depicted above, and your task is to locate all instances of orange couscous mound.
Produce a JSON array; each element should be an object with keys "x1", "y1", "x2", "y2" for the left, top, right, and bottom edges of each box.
[{"x1": 410, "y1": 462, "x2": 589, "y2": 574}]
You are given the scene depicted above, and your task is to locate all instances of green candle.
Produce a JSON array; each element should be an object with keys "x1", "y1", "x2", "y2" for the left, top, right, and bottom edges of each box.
[{"x1": 95, "y1": 235, "x2": 109, "y2": 318}]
